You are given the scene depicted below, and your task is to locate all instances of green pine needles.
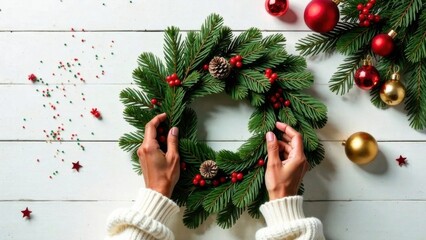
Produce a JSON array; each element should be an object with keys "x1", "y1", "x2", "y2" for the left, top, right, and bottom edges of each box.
[
  {"x1": 296, "y1": 0, "x2": 426, "y2": 130},
  {"x1": 119, "y1": 14, "x2": 327, "y2": 229}
]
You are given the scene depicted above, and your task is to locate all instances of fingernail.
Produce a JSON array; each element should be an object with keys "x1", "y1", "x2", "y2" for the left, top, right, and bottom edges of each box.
[
  {"x1": 170, "y1": 127, "x2": 179, "y2": 136},
  {"x1": 266, "y1": 132, "x2": 275, "y2": 142}
]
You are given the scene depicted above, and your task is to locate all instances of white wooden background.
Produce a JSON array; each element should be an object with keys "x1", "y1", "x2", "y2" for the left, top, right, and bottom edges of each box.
[{"x1": 1, "y1": 0, "x2": 425, "y2": 239}]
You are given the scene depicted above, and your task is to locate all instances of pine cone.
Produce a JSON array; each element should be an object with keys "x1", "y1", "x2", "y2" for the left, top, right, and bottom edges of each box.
[
  {"x1": 209, "y1": 57, "x2": 231, "y2": 79},
  {"x1": 199, "y1": 160, "x2": 218, "y2": 179}
]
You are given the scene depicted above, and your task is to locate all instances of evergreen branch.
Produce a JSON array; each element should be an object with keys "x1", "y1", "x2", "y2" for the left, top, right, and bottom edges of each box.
[
  {"x1": 296, "y1": 22, "x2": 358, "y2": 56},
  {"x1": 248, "y1": 106, "x2": 276, "y2": 134},
  {"x1": 329, "y1": 50, "x2": 365, "y2": 95},
  {"x1": 305, "y1": 143, "x2": 325, "y2": 168},
  {"x1": 228, "y1": 28, "x2": 262, "y2": 54},
  {"x1": 179, "y1": 107, "x2": 198, "y2": 141},
  {"x1": 164, "y1": 26, "x2": 184, "y2": 77},
  {"x1": 232, "y1": 167, "x2": 265, "y2": 208},
  {"x1": 182, "y1": 71, "x2": 201, "y2": 88},
  {"x1": 252, "y1": 48, "x2": 288, "y2": 71},
  {"x1": 179, "y1": 139, "x2": 216, "y2": 165},
  {"x1": 239, "y1": 42, "x2": 266, "y2": 65},
  {"x1": 405, "y1": 11, "x2": 426, "y2": 63},
  {"x1": 276, "y1": 71, "x2": 314, "y2": 90},
  {"x1": 172, "y1": 184, "x2": 191, "y2": 207},
  {"x1": 188, "y1": 74, "x2": 225, "y2": 101},
  {"x1": 212, "y1": 26, "x2": 234, "y2": 57},
  {"x1": 405, "y1": 60, "x2": 426, "y2": 129},
  {"x1": 183, "y1": 207, "x2": 209, "y2": 229},
  {"x1": 294, "y1": 113, "x2": 319, "y2": 152},
  {"x1": 130, "y1": 151, "x2": 142, "y2": 175},
  {"x1": 216, "y1": 150, "x2": 244, "y2": 173},
  {"x1": 278, "y1": 107, "x2": 297, "y2": 127},
  {"x1": 228, "y1": 80, "x2": 249, "y2": 100},
  {"x1": 390, "y1": 0, "x2": 423, "y2": 29},
  {"x1": 202, "y1": 182, "x2": 234, "y2": 213},
  {"x1": 280, "y1": 55, "x2": 307, "y2": 73},
  {"x1": 160, "y1": 87, "x2": 186, "y2": 127},
  {"x1": 187, "y1": 189, "x2": 210, "y2": 210},
  {"x1": 238, "y1": 69, "x2": 271, "y2": 93},
  {"x1": 282, "y1": 92, "x2": 327, "y2": 122},
  {"x1": 249, "y1": 92, "x2": 266, "y2": 107},
  {"x1": 123, "y1": 106, "x2": 153, "y2": 130},
  {"x1": 216, "y1": 203, "x2": 245, "y2": 229},
  {"x1": 134, "y1": 53, "x2": 167, "y2": 98},
  {"x1": 247, "y1": 185, "x2": 267, "y2": 219},
  {"x1": 336, "y1": 27, "x2": 378, "y2": 55},
  {"x1": 370, "y1": 83, "x2": 388, "y2": 109},
  {"x1": 238, "y1": 134, "x2": 267, "y2": 167},
  {"x1": 120, "y1": 88, "x2": 151, "y2": 108},
  {"x1": 341, "y1": 1, "x2": 363, "y2": 22},
  {"x1": 118, "y1": 131, "x2": 144, "y2": 152},
  {"x1": 261, "y1": 33, "x2": 286, "y2": 50}
]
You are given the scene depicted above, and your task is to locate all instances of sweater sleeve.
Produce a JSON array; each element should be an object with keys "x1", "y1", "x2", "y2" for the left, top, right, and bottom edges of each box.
[
  {"x1": 105, "y1": 188, "x2": 180, "y2": 240},
  {"x1": 255, "y1": 196, "x2": 325, "y2": 240}
]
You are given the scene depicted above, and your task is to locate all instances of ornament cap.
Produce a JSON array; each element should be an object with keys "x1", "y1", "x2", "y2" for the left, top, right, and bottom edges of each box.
[
  {"x1": 388, "y1": 30, "x2": 397, "y2": 39},
  {"x1": 391, "y1": 72, "x2": 400, "y2": 81},
  {"x1": 362, "y1": 55, "x2": 373, "y2": 66},
  {"x1": 332, "y1": 0, "x2": 341, "y2": 5}
]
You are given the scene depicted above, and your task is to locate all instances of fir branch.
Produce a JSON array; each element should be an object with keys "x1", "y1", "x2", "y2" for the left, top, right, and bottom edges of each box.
[
  {"x1": 238, "y1": 134, "x2": 267, "y2": 167},
  {"x1": 278, "y1": 107, "x2": 297, "y2": 127},
  {"x1": 405, "y1": 60, "x2": 426, "y2": 130},
  {"x1": 179, "y1": 107, "x2": 198, "y2": 141},
  {"x1": 187, "y1": 189, "x2": 210, "y2": 210},
  {"x1": 182, "y1": 71, "x2": 201, "y2": 88},
  {"x1": 305, "y1": 142, "x2": 325, "y2": 168},
  {"x1": 120, "y1": 88, "x2": 151, "y2": 108},
  {"x1": 390, "y1": 0, "x2": 423, "y2": 29},
  {"x1": 179, "y1": 138, "x2": 216, "y2": 165},
  {"x1": 164, "y1": 26, "x2": 184, "y2": 77},
  {"x1": 282, "y1": 92, "x2": 327, "y2": 122},
  {"x1": 232, "y1": 167, "x2": 265, "y2": 208},
  {"x1": 247, "y1": 185, "x2": 267, "y2": 219},
  {"x1": 134, "y1": 53, "x2": 167, "y2": 98},
  {"x1": 252, "y1": 48, "x2": 288, "y2": 71},
  {"x1": 118, "y1": 130, "x2": 144, "y2": 152},
  {"x1": 261, "y1": 33, "x2": 286, "y2": 50},
  {"x1": 212, "y1": 26, "x2": 234, "y2": 57},
  {"x1": 238, "y1": 69, "x2": 271, "y2": 93},
  {"x1": 329, "y1": 50, "x2": 365, "y2": 95},
  {"x1": 172, "y1": 184, "x2": 190, "y2": 207},
  {"x1": 187, "y1": 74, "x2": 225, "y2": 101},
  {"x1": 280, "y1": 55, "x2": 307, "y2": 73},
  {"x1": 239, "y1": 42, "x2": 266, "y2": 65},
  {"x1": 336, "y1": 27, "x2": 378, "y2": 55},
  {"x1": 183, "y1": 207, "x2": 209, "y2": 229},
  {"x1": 249, "y1": 92, "x2": 266, "y2": 107},
  {"x1": 216, "y1": 203, "x2": 245, "y2": 229},
  {"x1": 216, "y1": 150, "x2": 243, "y2": 173},
  {"x1": 160, "y1": 87, "x2": 186, "y2": 126},
  {"x1": 370, "y1": 83, "x2": 388, "y2": 109},
  {"x1": 405, "y1": 11, "x2": 426, "y2": 63},
  {"x1": 202, "y1": 182, "x2": 234, "y2": 213},
  {"x1": 276, "y1": 71, "x2": 314, "y2": 90},
  {"x1": 341, "y1": 1, "x2": 363, "y2": 22},
  {"x1": 248, "y1": 106, "x2": 276, "y2": 134},
  {"x1": 294, "y1": 113, "x2": 319, "y2": 152},
  {"x1": 123, "y1": 106, "x2": 153, "y2": 131},
  {"x1": 130, "y1": 150, "x2": 142, "y2": 175},
  {"x1": 228, "y1": 80, "x2": 249, "y2": 100},
  {"x1": 227, "y1": 28, "x2": 262, "y2": 54},
  {"x1": 296, "y1": 22, "x2": 358, "y2": 56}
]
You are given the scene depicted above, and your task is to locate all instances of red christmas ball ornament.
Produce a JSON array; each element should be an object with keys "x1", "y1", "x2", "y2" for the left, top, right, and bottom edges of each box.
[
  {"x1": 304, "y1": 0, "x2": 340, "y2": 33},
  {"x1": 265, "y1": 0, "x2": 289, "y2": 17},
  {"x1": 371, "y1": 30, "x2": 397, "y2": 57},
  {"x1": 354, "y1": 56, "x2": 380, "y2": 90}
]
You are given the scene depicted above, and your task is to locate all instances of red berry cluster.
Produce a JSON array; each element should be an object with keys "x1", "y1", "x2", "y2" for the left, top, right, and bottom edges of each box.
[
  {"x1": 28, "y1": 73, "x2": 38, "y2": 82},
  {"x1": 357, "y1": 0, "x2": 380, "y2": 27},
  {"x1": 268, "y1": 88, "x2": 290, "y2": 109},
  {"x1": 156, "y1": 126, "x2": 167, "y2": 144},
  {"x1": 193, "y1": 174, "x2": 206, "y2": 187},
  {"x1": 165, "y1": 73, "x2": 181, "y2": 87},
  {"x1": 230, "y1": 172, "x2": 244, "y2": 183},
  {"x1": 265, "y1": 68, "x2": 278, "y2": 84},
  {"x1": 90, "y1": 108, "x2": 102, "y2": 119},
  {"x1": 229, "y1": 55, "x2": 243, "y2": 68}
]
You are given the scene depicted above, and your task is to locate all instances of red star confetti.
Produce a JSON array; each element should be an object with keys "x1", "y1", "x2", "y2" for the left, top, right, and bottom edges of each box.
[
  {"x1": 21, "y1": 207, "x2": 32, "y2": 219},
  {"x1": 90, "y1": 108, "x2": 102, "y2": 119},
  {"x1": 28, "y1": 74, "x2": 37, "y2": 82},
  {"x1": 396, "y1": 155, "x2": 408, "y2": 167},
  {"x1": 72, "y1": 161, "x2": 83, "y2": 172}
]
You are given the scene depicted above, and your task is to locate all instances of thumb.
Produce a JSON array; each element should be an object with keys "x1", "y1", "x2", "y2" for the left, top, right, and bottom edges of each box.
[
  {"x1": 266, "y1": 131, "x2": 280, "y2": 167},
  {"x1": 167, "y1": 127, "x2": 179, "y2": 154}
]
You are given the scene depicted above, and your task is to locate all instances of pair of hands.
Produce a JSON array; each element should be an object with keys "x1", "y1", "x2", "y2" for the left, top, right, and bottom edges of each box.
[{"x1": 137, "y1": 113, "x2": 308, "y2": 200}]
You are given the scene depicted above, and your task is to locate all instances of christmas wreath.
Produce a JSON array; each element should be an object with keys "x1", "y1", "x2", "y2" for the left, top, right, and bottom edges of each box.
[
  {"x1": 119, "y1": 14, "x2": 327, "y2": 229},
  {"x1": 297, "y1": 0, "x2": 426, "y2": 130}
]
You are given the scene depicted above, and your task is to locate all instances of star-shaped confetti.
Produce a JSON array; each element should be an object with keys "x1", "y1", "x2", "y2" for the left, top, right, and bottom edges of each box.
[
  {"x1": 396, "y1": 155, "x2": 407, "y2": 167},
  {"x1": 21, "y1": 207, "x2": 32, "y2": 219},
  {"x1": 72, "y1": 161, "x2": 83, "y2": 172}
]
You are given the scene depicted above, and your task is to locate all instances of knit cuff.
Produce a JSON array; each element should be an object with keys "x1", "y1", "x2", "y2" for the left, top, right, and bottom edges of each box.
[
  {"x1": 130, "y1": 188, "x2": 180, "y2": 225},
  {"x1": 260, "y1": 196, "x2": 305, "y2": 226}
]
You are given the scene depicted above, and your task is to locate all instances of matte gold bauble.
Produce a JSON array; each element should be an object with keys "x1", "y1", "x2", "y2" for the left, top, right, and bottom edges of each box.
[
  {"x1": 343, "y1": 132, "x2": 378, "y2": 165},
  {"x1": 380, "y1": 72, "x2": 406, "y2": 106}
]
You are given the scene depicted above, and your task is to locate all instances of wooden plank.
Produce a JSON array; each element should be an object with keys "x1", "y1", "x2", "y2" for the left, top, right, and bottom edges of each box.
[
  {"x1": 1, "y1": 141, "x2": 425, "y2": 201},
  {"x1": 0, "y1": 0, "x2": 312, "y2": 31},
  {"x1": 3, "y1": 84, "x2": 425, "y2": 141},
  {"x1": 0, "y1": 31, "x2": 340, "y2": 85},
  {"x1": 1, "y1": 200, "x2": 424, "y2": 239}
]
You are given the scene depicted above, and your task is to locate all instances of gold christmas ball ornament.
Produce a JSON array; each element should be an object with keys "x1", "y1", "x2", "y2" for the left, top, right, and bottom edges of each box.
[
  {"x1": 380, "y1": 70, "x2": 406, "y2": 106},
  {"x1": 342, "y1": 132, "x2": 378, "y2": 165}
]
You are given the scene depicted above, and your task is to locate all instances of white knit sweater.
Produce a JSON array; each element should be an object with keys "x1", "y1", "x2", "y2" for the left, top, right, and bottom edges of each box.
[{"x1": 105, "y1": 188, "x2": 325, "y2": 240}]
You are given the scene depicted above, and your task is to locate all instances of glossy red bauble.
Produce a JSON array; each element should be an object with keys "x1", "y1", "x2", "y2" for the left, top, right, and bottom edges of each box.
[
  {"x1": 371, "y1": 32, "x2": 396, "y2": 57},
  {"x1": 354, "y1": 65, "x2": 380, "y2": 90},
  {"x1": 304, "y1": 0, "x2": 339, "y2": 33},
  {"x1": 265, "y1": 0, "x2": 289, "y2": 16}
]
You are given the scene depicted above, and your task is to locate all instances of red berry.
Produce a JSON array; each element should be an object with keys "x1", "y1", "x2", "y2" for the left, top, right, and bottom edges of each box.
[
  {"x1": 170, "y1": 73, "x2": 178, "y2": 80},
  {"x1": 158, "y1": 135, "x2": 166, "y2": 143},
  {"x1": 235, "y1": 61, "x2": 243, "y2": 68},
  {"x1": 235, "y1": 55, "x2": 242, "y2": 62},
  {"x1": 229, "y1": 57, "x2": 237, "y2": 66},
  {"x1": 363, "y1": 20, "x2": 370, "y2": 27},
  {"x1": 265, "y1": 68, "x2": 273, "y2": 75},
  {"x1": 166, "y1": 76, "x2": 171, "y2": 82},
  {"x1": 231, "y1": 172, "x2": 238, "y2": 178},
  {"x1": 366, "y1": 2, "x2": 373, "y2": 9},
  {"x1": 168, "y1": 81, "x2": 174, "y2": 87},
  {"x1": 258, "y1": 159, "x2": 265, "y2": 166},
  {"x1": 203, "y1": 64, "x2": 209, "y2": 71},
  {"x1": 374, "y1": 15, "x2": 380, "y2": 22},
  {"x1": 273, "y1": 103, "x2": 281, "y2": 109},
  {"x1": 265, "y1": 73, "x2": 272, "y2": 78},
  {"x1": 157, "y1": 127, "x2": 164, "y2": 134},
  {"x1": 359, "y1": 22, "x2": 365, "y2": 27},
  {"x1": 284, "y1": 100, "x2": 291, "y2": 107},
  {"x1": 195, "y1": 174, "x2": 202, "y2": 180},
  {"x1": 359, "y1": 14, "x2": 366, "y2": 21},
  {"x1": 236, "y1": 173, "x2": 244, "y2": 180},
  {"x1": 270, "y1": 96, "x2": 277, "y2": 103},
  {"x1": 270, "y1": 73, "x2": 278, "y2": 80},
  {"x1": 181, "y1": 162, "x2": 187, "y2": 170},
  {"x1": 368, "y1": 14, "x2": 374, "y2": 20},
  {"x1": 369, "y1": 0, "x2": 376, "y2": 4},
  {"x1": 193, "y1": 179, "x2": 199, "y2": 185},
  {"x1": 220, "y1": 176, "x2": 227, "y2": 183},
  {"x1": 174, "y1": 79, "x2": 181, "y2": 86},
  {"x1": 362, "y1": 8, "x2": 369, "y2": 15},
  {"x1": 279, "y1": 97, "x2": 284, "y2": 103},
  {"x1": 231, "y1": 177, "x2": 238, "y2": 183},
  {"x1": 212, "y1": 180, "x2": 219, "y2": 187},
  {"x1": 356, "y1": 3, "x2": 363, "y2": 11},
  {"x1": 151, "y1": 98, "x2": 158, "y2": 105},
  {"x1": 269, "y1": 78, "x2": 275, "y2": 84},
  {"x1": 199, "y1": 179, "x2": 206, "y2": 187},
  {"x1": 277, "y1": 88, "x2": 283, "y2": 93},
  {"x1": 275, "y1": 93, "x2": 280, "y2": 98}
]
